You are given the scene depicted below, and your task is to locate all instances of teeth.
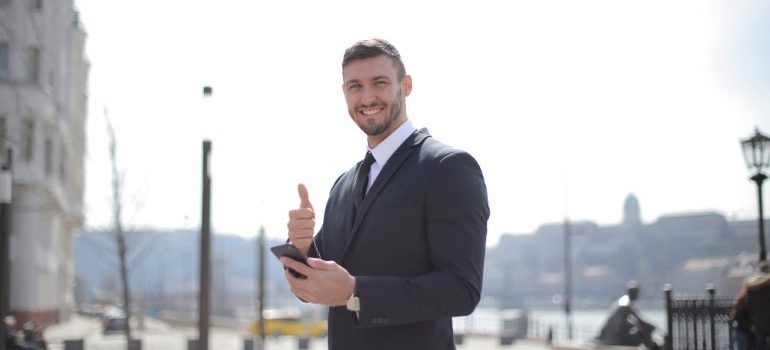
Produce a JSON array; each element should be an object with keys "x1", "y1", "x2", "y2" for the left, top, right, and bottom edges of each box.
[{"x1": 362, "y1": 108, "x2": 382, "y2": 116}]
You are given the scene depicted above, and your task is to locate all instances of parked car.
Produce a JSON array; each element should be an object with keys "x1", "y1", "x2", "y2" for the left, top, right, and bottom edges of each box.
[
  {"x1": 102, "y1": 316, "x2": 127, "y2": 335},
  {"x1": 101, "y1": 307, "x2": 128, "y2": 335},
  {"x1": 250, "y1": 309, "x2": 327, "y2": 338}
]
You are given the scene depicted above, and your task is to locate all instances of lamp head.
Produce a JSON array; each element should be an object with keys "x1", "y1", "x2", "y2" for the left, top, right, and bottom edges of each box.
[{"x1": 741, "y1": 128, "x2": 770, "y2": 173}]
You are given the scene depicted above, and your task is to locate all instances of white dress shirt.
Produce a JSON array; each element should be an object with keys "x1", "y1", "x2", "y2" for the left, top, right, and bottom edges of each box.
[{"x1": 365, "y1": 120, "x2": 417, "y2": 192}]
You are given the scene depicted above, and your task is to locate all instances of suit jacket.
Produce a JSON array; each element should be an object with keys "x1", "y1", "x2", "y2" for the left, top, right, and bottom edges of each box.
[{"x1": 311, "y1": 128, "x2": 489, "y2": 350}]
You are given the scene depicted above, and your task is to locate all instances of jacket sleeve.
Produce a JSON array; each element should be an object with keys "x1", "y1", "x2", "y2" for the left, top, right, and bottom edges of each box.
[{"x1": 353, "y1": 151, "x2": 490, "y2": 327}]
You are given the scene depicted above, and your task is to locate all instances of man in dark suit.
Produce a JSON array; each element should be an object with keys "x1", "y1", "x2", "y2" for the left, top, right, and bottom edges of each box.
[{"x1": 281, "y1": 38, "x2": 489, "y2": 350}]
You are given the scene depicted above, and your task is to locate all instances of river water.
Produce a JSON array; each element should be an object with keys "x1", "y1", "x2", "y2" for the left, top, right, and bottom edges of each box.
[{"x1": 454, "y1": 307, "x2": 667, "y2": 342}]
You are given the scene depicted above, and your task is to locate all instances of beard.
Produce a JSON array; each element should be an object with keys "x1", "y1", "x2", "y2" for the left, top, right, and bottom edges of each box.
[{"x1": 350, "y1": 89, "x2": 403, "y2": 136}]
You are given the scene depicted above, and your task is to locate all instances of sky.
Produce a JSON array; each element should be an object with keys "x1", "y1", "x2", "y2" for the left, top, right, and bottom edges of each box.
[{"x1": 73, "y1": 0, "x2": 770, "y2": 245}]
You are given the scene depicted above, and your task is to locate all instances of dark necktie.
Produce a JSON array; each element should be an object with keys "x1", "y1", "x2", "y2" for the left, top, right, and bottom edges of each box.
[{"x1": 352, "y1": 152, "x2": 375, "y2": 216}]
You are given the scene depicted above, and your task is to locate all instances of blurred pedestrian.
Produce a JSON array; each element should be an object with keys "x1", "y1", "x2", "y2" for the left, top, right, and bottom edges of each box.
[
  {"x1": 4, "y1": 315, "x2": 17, "y2": 349},
  {"x1": 731, "y1": 285, "x2": 754, "y2": 350},
  {"x1": 596, "y1": 281, "x2": 659, "y2": 349},
  {"x1": 746, "y1": 261, "x2": 770, "y2": 350}
]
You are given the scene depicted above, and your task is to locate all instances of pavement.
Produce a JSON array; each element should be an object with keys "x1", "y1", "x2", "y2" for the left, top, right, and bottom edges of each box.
[{"x1": 43, "y1": 315, "x2": 556, "y2": 350}]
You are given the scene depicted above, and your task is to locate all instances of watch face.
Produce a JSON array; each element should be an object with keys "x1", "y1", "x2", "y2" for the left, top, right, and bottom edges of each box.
[{"x1": 347, "y1": 296, "x2": 360, "y2": 311}]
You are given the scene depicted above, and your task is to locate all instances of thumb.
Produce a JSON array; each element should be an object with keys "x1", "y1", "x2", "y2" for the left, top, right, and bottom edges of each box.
[{"x1": 298, "y1": 183, "x2": 313, "y2": 209}]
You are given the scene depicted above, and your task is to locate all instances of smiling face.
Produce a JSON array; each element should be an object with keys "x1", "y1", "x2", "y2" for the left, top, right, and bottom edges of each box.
[{"x1": 342, "y1": 54, "x2": 412, "y2": 148}]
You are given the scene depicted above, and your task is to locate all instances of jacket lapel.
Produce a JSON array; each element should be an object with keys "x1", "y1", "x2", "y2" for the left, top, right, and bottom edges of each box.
[{"x1": 342, "y1": 128, "x2": 432, "y2": 258}]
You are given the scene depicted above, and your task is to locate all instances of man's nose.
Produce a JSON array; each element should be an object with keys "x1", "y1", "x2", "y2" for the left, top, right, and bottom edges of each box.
[{"x1": 361, "y1": 86, "x2": 378, "y2": 105}]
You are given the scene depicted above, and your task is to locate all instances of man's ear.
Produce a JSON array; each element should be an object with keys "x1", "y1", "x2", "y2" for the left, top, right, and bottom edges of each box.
[{"x1": 402, "y1": 75, "x2": 412, "y2": 97}]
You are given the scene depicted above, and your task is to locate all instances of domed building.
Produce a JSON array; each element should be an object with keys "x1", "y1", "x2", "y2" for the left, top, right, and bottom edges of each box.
[{"x1": 622, "y1": 193, "x2": 642, "y2": 234}]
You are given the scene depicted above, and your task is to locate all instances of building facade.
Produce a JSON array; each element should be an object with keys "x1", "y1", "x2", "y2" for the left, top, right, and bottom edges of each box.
[{"x1": 0, "y1": 0, "x2": 88, "y2": 327}]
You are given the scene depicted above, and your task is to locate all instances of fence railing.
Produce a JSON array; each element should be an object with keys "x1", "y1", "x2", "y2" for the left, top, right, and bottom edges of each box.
[{"x1": 665, "y1": 285, "x2": 734, "y2": 350}]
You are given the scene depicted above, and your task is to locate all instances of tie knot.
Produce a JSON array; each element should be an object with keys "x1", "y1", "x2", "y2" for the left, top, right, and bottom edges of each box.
[{"x1": 362, "y1": 152, "x2": 375, "y2": 169}]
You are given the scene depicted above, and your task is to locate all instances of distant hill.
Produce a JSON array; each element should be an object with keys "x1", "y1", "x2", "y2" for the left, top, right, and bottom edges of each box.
[
  {"x1": 75, "y1": 210, "x2": 765, "y2": 314},
  {"x1": 74, "y1": 229, "x2": 289, "y2": 306}
]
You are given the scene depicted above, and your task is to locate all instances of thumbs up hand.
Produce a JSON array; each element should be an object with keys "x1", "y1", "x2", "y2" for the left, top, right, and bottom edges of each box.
[
  {"x1": 298, "y1": 183, "x2": 313, "y2": 210},
  {"x1": 288, "y1": 183, "x2": 315, "y2": 256}
]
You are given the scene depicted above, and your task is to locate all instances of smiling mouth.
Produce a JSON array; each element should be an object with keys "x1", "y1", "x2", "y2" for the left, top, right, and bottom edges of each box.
[{"x1": 359, "y1": 107, "x2": 384, "y2": 116}]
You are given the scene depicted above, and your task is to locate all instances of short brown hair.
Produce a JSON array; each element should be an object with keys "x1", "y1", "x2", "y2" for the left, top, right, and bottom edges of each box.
[{"x1": 342, "y1": 38, "x2": 406, "y2": 81}]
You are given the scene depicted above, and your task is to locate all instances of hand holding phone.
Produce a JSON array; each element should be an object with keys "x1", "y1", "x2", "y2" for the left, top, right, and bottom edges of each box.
[{"x1": 270, "y1": 243, "x2": 309, "y2": 279}]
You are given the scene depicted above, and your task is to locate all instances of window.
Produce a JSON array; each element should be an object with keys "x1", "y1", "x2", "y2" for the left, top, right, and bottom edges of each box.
[
  {"x1": 0, "y1": 43, "x2": 8, "y2": 81},
  {"x1": 22, "y1": 120, "x2": 34, "y2": 161},
  {"x1": 26, "y1": 47, "x2": 40, "y2": 85},
  {"x1": 44, "y1": 136, "x2": 52, "y2": 175}
]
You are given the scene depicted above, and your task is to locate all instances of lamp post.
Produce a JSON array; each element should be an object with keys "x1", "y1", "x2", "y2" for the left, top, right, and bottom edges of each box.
[
  {"x1": 563, "y1": 217, "x2": 573, "y2": 341},
  {"x1": 257, "y1": 225, "x2": 266, "y2": 350},
  {"x1": 0, "y1": 149, "x2": 12, "y2": 327},
  {"x1": 741, "y1": 127, "x2": 770, "y2": 262},
  {"x1": 198, "y1": 85, "x2": 213, "y2": 350}
]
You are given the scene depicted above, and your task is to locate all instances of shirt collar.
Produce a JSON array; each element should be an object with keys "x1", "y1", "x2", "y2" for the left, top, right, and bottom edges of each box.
[{"x1": 367, "y1": 120, "x2": 416, "y2": 167}]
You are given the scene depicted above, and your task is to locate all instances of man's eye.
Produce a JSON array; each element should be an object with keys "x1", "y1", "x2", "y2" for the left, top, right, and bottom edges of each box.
[
  {"x1": 375, "y1": 81, "x2": 387, "y2": 86},
  {"x1": 348, "y1": 84, "x2": 360, "y2": 91}
]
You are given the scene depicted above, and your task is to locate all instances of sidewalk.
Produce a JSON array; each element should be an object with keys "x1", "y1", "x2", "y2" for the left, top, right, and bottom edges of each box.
[
  {"x1": 44, "y1": 315, "x2": 555, "y2": 350},
  {"x1": 44, "y1": 315, "x2": 101, "y2": 342},
  {"x1": 459, "y1": 338, "x2": 553, "y2": 350},
  {"x1": 44, "y1": 315, "x2": 250, "y2": 350}
]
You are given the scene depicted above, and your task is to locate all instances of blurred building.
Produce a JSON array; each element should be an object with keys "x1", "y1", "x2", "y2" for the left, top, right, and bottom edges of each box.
[
  {"x1": 0, "y1": 0, "x2": 88, "y2": 327},
  {"x1": 488, "y1": 193, "x2": 767, "y2": 308}
]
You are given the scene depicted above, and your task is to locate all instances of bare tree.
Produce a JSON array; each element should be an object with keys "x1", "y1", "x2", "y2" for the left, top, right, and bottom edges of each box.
[{"x1": 105, "y1": 111, "x2": 134, "y2": 349}]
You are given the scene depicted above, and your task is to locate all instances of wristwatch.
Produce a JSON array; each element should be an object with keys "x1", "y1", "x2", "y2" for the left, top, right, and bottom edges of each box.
[
  {"x1": 346, "y1": 291, "x2": 360, "y2": 322},
  {"x1": 346, "y1": 294, "x2": 360, "y2": 312},
  {"x1": 346, "y1": 277, "x2": 360, "y2": 321}
]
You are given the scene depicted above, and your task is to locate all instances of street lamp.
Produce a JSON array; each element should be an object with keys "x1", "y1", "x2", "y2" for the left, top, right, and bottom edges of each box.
[
  {"x1": 198, "y1": 85, "x2": 213, "y2": 350},
  {"x1": 741, "y1": 127, "x2": 770, "y2": 262}
]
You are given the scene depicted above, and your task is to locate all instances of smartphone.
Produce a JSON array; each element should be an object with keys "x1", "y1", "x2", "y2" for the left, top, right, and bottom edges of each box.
[{"x1": 270, "y1": 243, "x2": 308, "y2": 279}]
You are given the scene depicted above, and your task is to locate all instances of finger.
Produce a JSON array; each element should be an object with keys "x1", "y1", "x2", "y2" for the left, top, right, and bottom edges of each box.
[
  {"x1": 285, "y1": 270, "x2": 310, "y2": 296},
  {"x1": 287, "y1": 229, "x2": 314, "y2": 240},
  {"x1": 287, "y1": 229, "x2": 312, "y2": 240},
  {"x1": 287, "y1": 221, "x2": 314, "y2": 236},
  {"x1": 280, "y1": 257, "x2": 313, "y2": 276},
  {"x1": 288, "y1": 232, "x2": 314, "y2": 246},
  {"x1": 287, "y1": 233, "x2": 313, "y2": 245},
  {"x1": 298, "y1": 183, "x2": 313, "y2": 209},
  {"x1": 288, "y1": 209, "x2": 315, "y2": 221},
  {"x1": 307, "y1": 258, "x2": 332, "y2": 270},
  {"x1": 284, "y1": 269, "x2": 296, "y2": 282},
  {"x1": 286, "y1": 213, "x2": 315, "y2": 228},
  {"x1": 286, "y1": 275, "x2": 314, "y2": 302}
]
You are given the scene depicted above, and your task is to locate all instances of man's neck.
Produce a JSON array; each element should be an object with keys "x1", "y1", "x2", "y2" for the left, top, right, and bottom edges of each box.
[{"x1": 368, "y1": 117, "x2": 408, "y2": 148}]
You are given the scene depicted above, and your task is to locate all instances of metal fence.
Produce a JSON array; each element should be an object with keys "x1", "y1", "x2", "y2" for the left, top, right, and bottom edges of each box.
[{"x1": 665, "y1": 285, "x2": 735, "y2": 350}]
